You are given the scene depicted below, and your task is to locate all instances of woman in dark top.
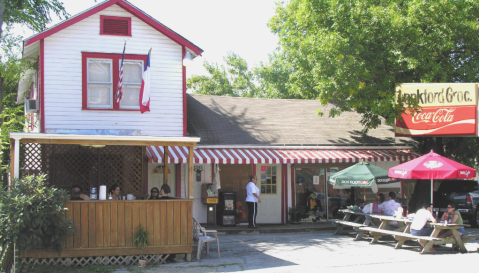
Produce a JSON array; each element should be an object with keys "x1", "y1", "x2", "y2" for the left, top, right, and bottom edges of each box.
[
  {"x1": 109, "y1": 184, "x2": 121, "y2": 200},
  {"x1": 160, "y1": 184, "x2": 171, "y2": 199},
  {"x1": 149, "y1": 187, "x2": 160, "y2": 200}
]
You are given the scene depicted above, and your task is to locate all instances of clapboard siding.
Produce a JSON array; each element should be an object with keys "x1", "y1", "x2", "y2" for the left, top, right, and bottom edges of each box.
[{"x1": 43, "y1": 4, "x2": 185, "y2": 136}]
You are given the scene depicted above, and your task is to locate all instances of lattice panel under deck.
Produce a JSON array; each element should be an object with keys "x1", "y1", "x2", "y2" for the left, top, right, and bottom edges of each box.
[
  {"x1": 20, "y1": 144, "x2": 143, "y2": 194},
  {"x1": 20, "y1": 254, "x2": 170, "y2": 267}
]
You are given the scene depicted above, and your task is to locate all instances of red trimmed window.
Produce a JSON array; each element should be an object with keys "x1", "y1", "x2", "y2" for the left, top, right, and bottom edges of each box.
[
  {"x1": 82, "y1": 52, "x2": 147, "y2": 111},
  {"x1": 100, "y1": 15, "x2": 131, "y2": 36}
]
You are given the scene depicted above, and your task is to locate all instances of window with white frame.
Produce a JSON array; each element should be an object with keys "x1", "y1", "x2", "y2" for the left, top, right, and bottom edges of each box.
[
  {"x1": 87, "y1": 59, "x2": 113, "y2": 109},
  {"x1": 120, "y1": 60, "x2": 143, "y2": 110}
]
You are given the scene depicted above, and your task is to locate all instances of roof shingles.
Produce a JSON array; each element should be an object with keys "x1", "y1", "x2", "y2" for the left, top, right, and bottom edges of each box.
[{"x1": 187, "y1": 94, "x2": 416, "y2": 147}]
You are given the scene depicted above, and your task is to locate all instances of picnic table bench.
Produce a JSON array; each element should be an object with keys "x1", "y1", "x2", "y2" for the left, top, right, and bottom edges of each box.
[
  {"x1": 330, "y1": 209, "x2": 377, "y2": 240},
  {"x1": 359, "y1": 214, "x2": 473, "y2": 254}
]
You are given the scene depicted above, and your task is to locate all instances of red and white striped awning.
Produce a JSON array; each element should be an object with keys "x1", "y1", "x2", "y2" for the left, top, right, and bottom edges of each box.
[{"x1": 146, "y1": 146, "x2": 421, "y2": 164}]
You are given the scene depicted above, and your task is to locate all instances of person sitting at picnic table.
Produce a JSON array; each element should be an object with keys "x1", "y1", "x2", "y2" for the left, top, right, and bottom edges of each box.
[
  {"x1": 439, "y1": 203, "x2": 465, "y2": 238},
  {"x1": 410, "y1": 203, "x2": 437, "y2": 251},
  {"x1": 362, "y1": 193, "x2": 384, "y2": 214},
  {"x1": 377, "y1": 192, "x2": 401, "y2": 215},
  {"x1": 70, "y1": 185, "x2": 90, "y2": 201}
]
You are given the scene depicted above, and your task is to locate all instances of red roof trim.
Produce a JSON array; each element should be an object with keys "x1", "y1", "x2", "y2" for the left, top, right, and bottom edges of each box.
[
  {"x1": 115, "y1": 1, "x2": 202, "y2": 55},
  {"x1": 25, "y1": 0, "x2": 116, "y2": 46},
  {"x1": 40, "y1": 39, "x2": 45, "y2": 133},
  {"x1": 25, "y1": 0, "x2": 203, "y2": 55}
]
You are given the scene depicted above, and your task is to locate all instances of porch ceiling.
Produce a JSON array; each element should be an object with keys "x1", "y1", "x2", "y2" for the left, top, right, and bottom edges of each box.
[{"x1": 8, "y1": 133, "x2": 200, "y2": 147}]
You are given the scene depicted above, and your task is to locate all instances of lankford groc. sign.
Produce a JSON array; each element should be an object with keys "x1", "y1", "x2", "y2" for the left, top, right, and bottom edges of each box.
[{"x1": 395, "y1": 83, "x2": 478, "y2": 136}]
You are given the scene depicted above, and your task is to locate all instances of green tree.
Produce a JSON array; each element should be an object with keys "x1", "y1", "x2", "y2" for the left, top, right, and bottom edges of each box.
[
  {"x1": 254, "y1": 51, "x2": 300, "y2": 99},
  {"x1": 268, "y1": 0, "x2": 479, "y2": 129},
  {"x1": 0, "y1": 0, "x2": 68, "y2": 39},
  {"x1": 0, "y1": 0, "x2": 68, "y2": 175},
  {"x1": 188, "y1": 52, "x2": 259, "y2": 97},
  {"x1": 0, "y1": 30, "x2": 35, "y2": 173}
]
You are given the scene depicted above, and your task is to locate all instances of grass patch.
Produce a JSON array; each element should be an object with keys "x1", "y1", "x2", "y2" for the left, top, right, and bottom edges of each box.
[{"x1": 27, "y1": 264, "x2": 119, "y2": 273}]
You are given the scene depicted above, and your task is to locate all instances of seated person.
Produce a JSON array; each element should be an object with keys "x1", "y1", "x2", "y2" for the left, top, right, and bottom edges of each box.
[
  {"x1": 109, "y1": 184, "x2": 121, "y2": 200},
  {"x1": 377, "y1": 192, "x2": 401, "y2": 215},
  {"x1": 367, "y1": 193, "x2": 385, "y2": 213},
  {"x1": 410, "y1": 203, "x2": 437, "y2": 236},
  {"x1": 160, "y1": 184, "x2": 171, "y2": 199},
  {"x1": 149, "y1": 187, "x2": 160, "y2": 200},
  {"x1": 439, "y1": 203, "x2": 465, "y2": 238},
  {"x1": 70, "y1": 185, "x2": 90, "y2": 201}
]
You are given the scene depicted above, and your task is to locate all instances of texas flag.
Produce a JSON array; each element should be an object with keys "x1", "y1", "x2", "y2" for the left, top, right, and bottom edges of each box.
[{"x1": 139, "y1": 49, "x2": 151, "y2": 114}]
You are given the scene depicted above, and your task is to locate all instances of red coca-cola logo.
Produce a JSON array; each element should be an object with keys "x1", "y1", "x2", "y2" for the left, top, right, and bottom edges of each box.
[
  {"x1": 396, "y1": 106, "x2": 476, "y2": 136},
  {"x1": 412, "y1": 108, "x2": 455, "y2": 124}
]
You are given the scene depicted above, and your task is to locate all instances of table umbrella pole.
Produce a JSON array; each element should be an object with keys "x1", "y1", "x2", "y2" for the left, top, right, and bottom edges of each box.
[
  {"x1": 431, "y1": 178, "x2": 433, "y2": 210},
  {"x1": 363, "y1": 187, "x2": 366, "y2": 203}
]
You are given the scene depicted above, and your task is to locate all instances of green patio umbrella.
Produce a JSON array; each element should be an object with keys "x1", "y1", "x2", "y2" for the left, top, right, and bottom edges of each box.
[{"x1": 328, "y1": 161, "x2": 396, "y2": 202}]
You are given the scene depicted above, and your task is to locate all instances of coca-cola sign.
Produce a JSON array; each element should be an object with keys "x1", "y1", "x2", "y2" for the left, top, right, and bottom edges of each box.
[{"x1": 395, "y1": 106, "x2": 476, "y2": 136}]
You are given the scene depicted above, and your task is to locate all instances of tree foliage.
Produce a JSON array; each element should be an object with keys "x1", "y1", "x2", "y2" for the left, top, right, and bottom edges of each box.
[
  {"x1": 0, "y1": 174, "x2": 73, "y2": 255},
  {"x1": 0, "y1": 0, "x2": 68, "y2": 38},
  {"x1": 268, "y1": 0, "x2": 479, "y2": 129},
  {"x1": 0, "y1": 0, "x2": 68, "y2": 175},
  {"x1": 188, "y1": 52, "x2": 259, "y2": 97},
  {"x1": 0, "y1": 30, "x2": 35, "y2": 172}
]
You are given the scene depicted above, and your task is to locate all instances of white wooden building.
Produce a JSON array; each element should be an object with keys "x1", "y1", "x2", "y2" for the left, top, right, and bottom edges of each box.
[
  {"x1": 18, "y1": 0, "x2": 202, "y2": 137},
  {"x1": 16, "y1": 0, "x2": 420, "y2": 226}
]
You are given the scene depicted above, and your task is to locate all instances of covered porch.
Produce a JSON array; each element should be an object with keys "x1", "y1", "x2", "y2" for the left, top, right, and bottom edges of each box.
[{"x1": 8, "y1": 133, "x2": 200, "y2": 261}]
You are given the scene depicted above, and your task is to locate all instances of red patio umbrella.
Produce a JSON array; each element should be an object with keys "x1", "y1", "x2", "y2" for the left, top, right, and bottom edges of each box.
[{"x1": 388, "y1": 150, "x2": 476, "y2": 208}]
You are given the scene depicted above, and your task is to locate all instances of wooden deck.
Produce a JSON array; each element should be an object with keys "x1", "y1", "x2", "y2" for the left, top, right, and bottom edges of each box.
[{"x1": 21, "y1": 199, "x2": 194, "y2": 258}]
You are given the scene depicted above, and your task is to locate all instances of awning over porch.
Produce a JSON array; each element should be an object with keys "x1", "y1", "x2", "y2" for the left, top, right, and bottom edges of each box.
[{"x1": 146, "y1": 147, "x2": 421, "y2": 164}]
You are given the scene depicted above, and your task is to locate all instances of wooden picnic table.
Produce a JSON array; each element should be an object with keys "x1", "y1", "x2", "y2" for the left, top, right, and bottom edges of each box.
[
  {"x1": 360, "y1": 214, "x2": 469, "y2": 254},
  {"x1": 330, "y1": 209, "x2": 378, "y2": 240}
]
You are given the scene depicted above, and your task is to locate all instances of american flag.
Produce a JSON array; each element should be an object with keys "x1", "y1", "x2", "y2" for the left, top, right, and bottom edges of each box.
[{"x1": 115, "y1": 42, "x2": 126, "y2": 103}]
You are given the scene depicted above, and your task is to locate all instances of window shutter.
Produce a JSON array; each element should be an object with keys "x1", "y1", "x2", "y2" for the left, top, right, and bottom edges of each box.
[{"x1": 101, "y1": 16, "x2": 131, "y2": 36}]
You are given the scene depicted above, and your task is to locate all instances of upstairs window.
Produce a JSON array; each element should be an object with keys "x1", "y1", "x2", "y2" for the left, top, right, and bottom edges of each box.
[
  {"x1": 82, "y1": 52, "x2": 147, "y2": 111},
  {"x1": 100, "y1": 15, "x2": 131, "y2": 36}
]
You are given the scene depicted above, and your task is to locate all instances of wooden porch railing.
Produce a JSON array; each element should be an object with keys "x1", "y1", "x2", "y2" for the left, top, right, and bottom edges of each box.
[{"x1": 21, "y1": 199, "x2": 193, "y2": 258}]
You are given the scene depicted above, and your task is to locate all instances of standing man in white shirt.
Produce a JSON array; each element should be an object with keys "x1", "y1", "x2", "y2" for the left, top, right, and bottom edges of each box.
[{"x1": 246, "y1": 175, "x2": 261, "y2": 229}]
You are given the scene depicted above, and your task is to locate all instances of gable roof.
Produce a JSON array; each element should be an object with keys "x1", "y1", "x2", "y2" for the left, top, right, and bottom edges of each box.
[
  {"x1": 187, "y1": 94, "x2": 417, "y2": 147},
  {"x1": 23, "y1": 0, "x2": 203, "y2": 55}
]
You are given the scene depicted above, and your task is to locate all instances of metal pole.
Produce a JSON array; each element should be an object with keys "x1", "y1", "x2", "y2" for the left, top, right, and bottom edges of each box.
[
  {"x1": 431, "y1": 178, "x2": 434, "y2": 210},
  {"x1": 325, "y1": 170, "x2": 329, "y2": 220}
]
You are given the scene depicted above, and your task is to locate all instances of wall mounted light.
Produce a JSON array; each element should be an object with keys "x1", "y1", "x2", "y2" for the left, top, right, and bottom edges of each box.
[
  {"x1": 183, "y1": 52, "x2": 193, "y2": 67},
  {"x1": 194, "y1": 165, "x2": 203, "y2": 181}
]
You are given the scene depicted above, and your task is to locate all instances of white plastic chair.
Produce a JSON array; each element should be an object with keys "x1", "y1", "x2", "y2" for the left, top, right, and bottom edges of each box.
[{"x1": 193, "y1": 218, "x2": 220, "y2": 260}]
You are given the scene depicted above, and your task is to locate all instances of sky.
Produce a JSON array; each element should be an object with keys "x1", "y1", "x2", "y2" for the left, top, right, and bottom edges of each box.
[{"x1": 14, "y1": 0, "x2": 281, "y2": 79}]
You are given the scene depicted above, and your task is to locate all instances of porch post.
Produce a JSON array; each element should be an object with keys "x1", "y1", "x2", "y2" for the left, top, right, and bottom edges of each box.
[
  {"x1": 188, "y1": 146, "x2": 194, "y2": 199},
  {"x1": 14, "y1": 139, "x2": 20, "y2": 179},
  {"x1": 163, "y1": 146, "x2": 169, "y2": 184},
  {"x1": 9, "y1": 140, "x2": 14, "y2": 185}
]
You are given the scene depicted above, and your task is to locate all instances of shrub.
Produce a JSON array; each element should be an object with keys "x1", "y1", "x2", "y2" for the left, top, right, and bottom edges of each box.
[
  {"x1": 0, "y1": 174, "x2": 73, "y2": 255},
  {"x1": 134, "y1": 225, "x2": 150, "y2": 249}
]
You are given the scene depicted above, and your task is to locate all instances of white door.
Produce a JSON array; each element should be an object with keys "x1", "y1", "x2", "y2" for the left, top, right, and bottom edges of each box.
[{"x1": 255, "y1": 164, "x2": 281, "y2": 223}]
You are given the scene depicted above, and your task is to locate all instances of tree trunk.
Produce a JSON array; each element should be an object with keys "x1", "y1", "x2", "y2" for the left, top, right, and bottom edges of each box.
[
  {"x1": 0, "y1": 0, "x2": 5, "y2": 40},
  {"x1": 408, "y1": 180, "x2": 431, "y2": 213},
  {"x1": 0, "y1": 73, "x2": 5, "y2": 127}
]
